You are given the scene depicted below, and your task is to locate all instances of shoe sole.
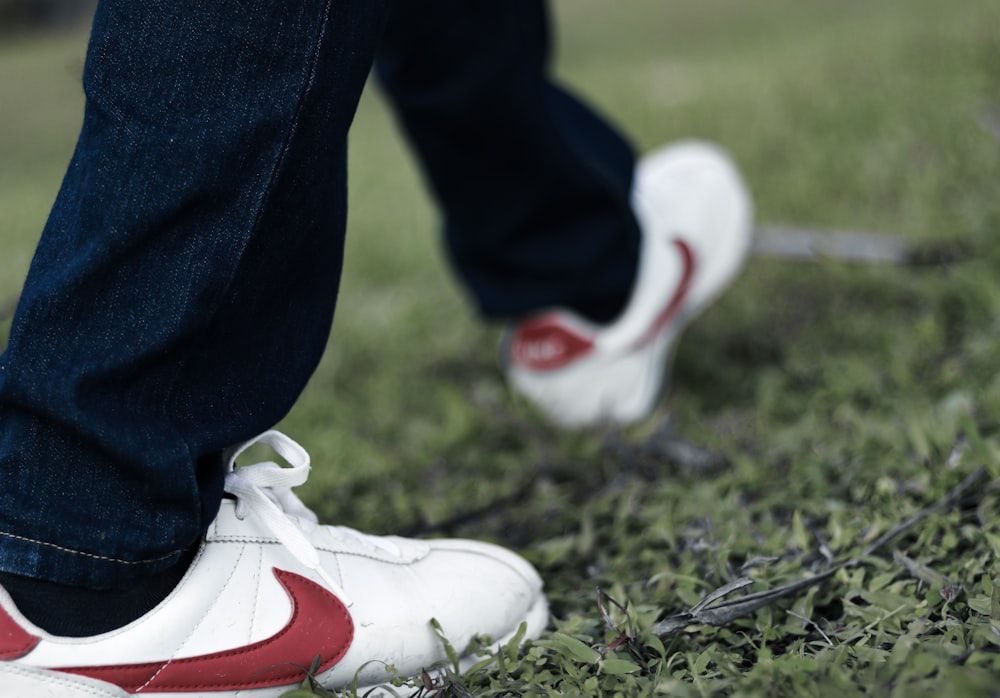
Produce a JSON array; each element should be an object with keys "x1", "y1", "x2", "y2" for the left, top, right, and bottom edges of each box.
[
  {"x1": 0, "y1": 594, "x2": 549, "y2": 698},
  {"x1": 355, "y1": 591, "x2": 549, "y2": 696},
  {"x1": 0, "y1": 662, "x2": 130, "y2": 697}
]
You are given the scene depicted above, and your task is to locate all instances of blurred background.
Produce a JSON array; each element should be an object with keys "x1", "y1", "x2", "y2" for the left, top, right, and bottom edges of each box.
[{"x1": 0, "y1": 0, "x2": 95, "y2": 34}]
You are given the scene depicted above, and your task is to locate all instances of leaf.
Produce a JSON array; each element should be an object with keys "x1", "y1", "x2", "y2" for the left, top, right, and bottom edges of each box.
[
  {"x1": 992, "y1": 578, "x2": 1000, "y2": 622},
  {"x1": 967, "y1": 596, "x2": 992, "y2": 615},
  {"x1": 541, "y1": 633, "x2": 602, "y2": 664},
  {"x1": 601, "y1": 658, "x2": 642, "y2": 675},
  {"x1": 505, "y1": 620, "x2": 529, "y2": 655},
  {"x1": 430, "y1": 618, "x2": 460, "y2": 672},
  {"x1": 792, "y1": 510, "x2": 810, "y2": 550},
  {"x1": 691, "y1": 648, "x2": 712, "y2": 675}
]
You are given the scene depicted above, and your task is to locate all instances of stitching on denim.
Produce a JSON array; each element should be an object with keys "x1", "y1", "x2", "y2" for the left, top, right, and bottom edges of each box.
[{"x1": 0, "y1": 530, "x2": 179, "y2": 566}]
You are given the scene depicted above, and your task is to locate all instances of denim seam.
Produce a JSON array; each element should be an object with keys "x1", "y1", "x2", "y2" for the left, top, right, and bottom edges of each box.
[{"x1": 0, "y1": 530, "x2": 179, "y2": 566}]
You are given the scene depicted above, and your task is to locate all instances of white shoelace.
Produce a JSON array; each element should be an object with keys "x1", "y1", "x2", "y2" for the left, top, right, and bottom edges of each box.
[{"x1": 222, "y1": 430, "x2": 352, "y2": 605}]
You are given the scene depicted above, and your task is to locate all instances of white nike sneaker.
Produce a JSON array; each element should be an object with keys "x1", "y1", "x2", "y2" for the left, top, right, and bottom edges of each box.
[
  {"x1": 502, "y1": 140, "x2": 753, "y2": 427},
  {"x1": 0, "y1": 431, "x2": 548, "y2": 697}
]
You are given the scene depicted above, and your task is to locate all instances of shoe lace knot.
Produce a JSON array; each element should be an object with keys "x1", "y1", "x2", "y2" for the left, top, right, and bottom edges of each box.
[{"x1": 222, "y1": 430, "x2": 351, "y2": 604}]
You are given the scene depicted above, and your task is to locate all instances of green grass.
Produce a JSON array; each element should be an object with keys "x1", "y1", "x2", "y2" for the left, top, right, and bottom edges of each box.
[
  {"x1": 4, "y1": 0, "x2": 1000, "y2": 695},
  {"x1": 0, "y1": 29, "x2": 86, "y2": 327}
]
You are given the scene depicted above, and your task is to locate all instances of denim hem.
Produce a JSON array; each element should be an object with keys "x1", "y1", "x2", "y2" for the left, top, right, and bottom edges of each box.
[{"x1": 0, "y1": 530, "x2": 188, "y2": 590}]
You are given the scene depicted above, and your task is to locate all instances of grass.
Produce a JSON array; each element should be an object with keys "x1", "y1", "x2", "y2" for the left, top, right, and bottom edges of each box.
[{"x1": 3, "y1": 0, "x2": 1000, "y2": 694}]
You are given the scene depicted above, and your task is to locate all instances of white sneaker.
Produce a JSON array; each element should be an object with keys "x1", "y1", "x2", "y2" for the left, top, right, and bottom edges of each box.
[
  {"x1": 0, "y1": 431, "x2": 548, "y2": 697},
  {"x1": 502, "y1": 140, "x2": 753, "y2": 427}
]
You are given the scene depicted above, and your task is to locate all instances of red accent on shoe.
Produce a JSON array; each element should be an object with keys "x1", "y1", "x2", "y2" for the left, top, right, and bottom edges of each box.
[
  {"x1": 510, "y1": 314, "x2": 595, "y2": 371},
  {"x1": 54, "y1": 568, "x2": 353, "y2": 693},
  {"x1": 633, "y1": 238, "x2": 697, "y2": 348},
  {"x1": 0, "y1": 606, "x2": 40, "y2": 659}
]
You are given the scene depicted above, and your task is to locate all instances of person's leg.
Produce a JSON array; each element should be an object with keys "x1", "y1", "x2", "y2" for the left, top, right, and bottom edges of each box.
[
  {"x1": 375, "y1": 0, "x2": 754, "y2": 428},
  {"x1": 0, "y1": 0, "x2": 384, "y2": 593},
  {"x1": 0, "y1": 4, "x2": 547, "y2": 693},
  {"x1": 375, "y1": 0, "x2": 640, "y2": 324}
]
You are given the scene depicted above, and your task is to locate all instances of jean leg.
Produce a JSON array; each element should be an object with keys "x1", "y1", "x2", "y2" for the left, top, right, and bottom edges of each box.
[
  {"x1": 375, "y1": 0, "x2": 640, "y2": 322},
  {"x1": 0, "y1": 0, "x2": 388, "y2": 589}
]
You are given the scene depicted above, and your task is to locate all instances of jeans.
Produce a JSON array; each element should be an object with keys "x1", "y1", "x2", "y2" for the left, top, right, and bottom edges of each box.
[{"x1": 0, "y1": 0, "x2": 639, "y2": 590}]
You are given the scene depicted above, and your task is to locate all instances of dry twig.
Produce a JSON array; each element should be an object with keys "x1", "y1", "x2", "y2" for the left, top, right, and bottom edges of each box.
[{"x1": 653, "y1": 467, "x2": 987, "y2": 637}]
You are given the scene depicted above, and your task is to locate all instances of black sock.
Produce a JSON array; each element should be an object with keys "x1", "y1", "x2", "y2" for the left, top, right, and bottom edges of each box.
[
  {"x1": 0, "y1": 545, "x2": 198, "y2": 637},
  {"x1": 572, "y1": 292, "x2": 630, "y2": 325}
]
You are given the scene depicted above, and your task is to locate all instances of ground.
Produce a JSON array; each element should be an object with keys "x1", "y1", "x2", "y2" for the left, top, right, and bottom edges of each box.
[{"x1": 2, "y1": 0, "x2": 1000, "y2": 695}]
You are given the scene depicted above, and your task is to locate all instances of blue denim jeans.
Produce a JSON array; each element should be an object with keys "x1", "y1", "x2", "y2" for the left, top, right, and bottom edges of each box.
[
  {"x1": 376, "y1": 1, "x2": 640, "y2": 321},
  {"x1": 0, "y1": 0, "x2": 638, "y2": 589}
]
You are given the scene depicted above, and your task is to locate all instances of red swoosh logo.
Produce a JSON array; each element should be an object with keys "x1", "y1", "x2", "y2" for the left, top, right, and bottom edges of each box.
[
  {"x1": 632, "y1": 238, "x2": 696, "y2": 348},
  {"x1": 53, "y1": 568, "x2": 353, "y2": 693},
  {"x1": 0, "y1": 606, "x2": 39, "y2": 660},
  {"x1": 509, "y1": 313, "x2": 595, "y2": 371}
]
